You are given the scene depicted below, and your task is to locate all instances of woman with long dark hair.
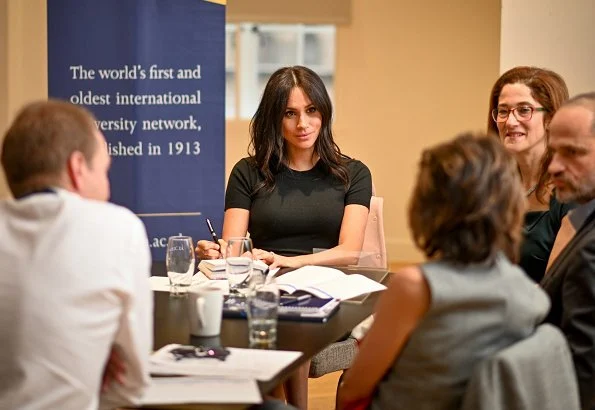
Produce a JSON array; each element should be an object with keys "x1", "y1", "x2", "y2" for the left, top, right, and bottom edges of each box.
[
  {"x1": 197, "y1": 65, "x2": 372, "y2": 269},
  {"x1": 197, "y1": 66, "x2": 372, "y2": 408}
]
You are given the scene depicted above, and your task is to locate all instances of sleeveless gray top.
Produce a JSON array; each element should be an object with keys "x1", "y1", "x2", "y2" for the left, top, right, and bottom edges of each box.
[{"x1": 370, "y1": 254, "x2": 549, "y2": 410}]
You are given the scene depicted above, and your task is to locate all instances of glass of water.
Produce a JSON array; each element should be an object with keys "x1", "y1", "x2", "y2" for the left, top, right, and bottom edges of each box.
[
  {"x1": 247, "y1": 272, "x2": 279, "y2": 348},
  {"x1": 225, "y1": 237, "x2": 253, "y2": 305},
  {"x1": 166, "y1": 236, "x2": 195, "y2": 296}
]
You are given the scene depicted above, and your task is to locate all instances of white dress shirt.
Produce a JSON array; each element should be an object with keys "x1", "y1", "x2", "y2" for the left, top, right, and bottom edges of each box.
[{"x1": 0, "y1": 189, "x2": 153, "y2": 410}]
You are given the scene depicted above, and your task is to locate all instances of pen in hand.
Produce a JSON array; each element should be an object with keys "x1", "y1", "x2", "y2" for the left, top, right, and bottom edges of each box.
[{"x1": 205, "y1": 218, "x2": 222, "y2": 257}]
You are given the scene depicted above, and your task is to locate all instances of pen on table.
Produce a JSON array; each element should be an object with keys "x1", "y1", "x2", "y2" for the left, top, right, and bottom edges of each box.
[
  {"x1": 280, "y1": 294, "x2": 312, "y2": 306},
  {"x1": 205, "y1": 218, "x2": 222, "y2": 257}
]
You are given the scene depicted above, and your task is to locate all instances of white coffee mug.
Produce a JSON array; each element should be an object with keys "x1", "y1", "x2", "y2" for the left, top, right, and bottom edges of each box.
[{"x1": 186, "y1": 286, "x2": 224, "y2": 337}]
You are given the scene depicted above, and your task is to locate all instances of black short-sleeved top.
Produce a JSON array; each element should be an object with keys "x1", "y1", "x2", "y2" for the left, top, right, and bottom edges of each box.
[
  {"x1": 520, "y1": 194, "x2": 575, "y2": 282},
  {"x1": 225, "y1": 157, "x2": 372, "y2": 257}
]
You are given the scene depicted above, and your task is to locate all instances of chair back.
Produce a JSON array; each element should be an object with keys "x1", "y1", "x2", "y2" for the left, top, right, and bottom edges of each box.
[
  {"x1": 309, "y1": 184, "x2": 386, "y2": 378},
  {"x1": 460, "y1": 323, "x2": 580, "y2": 410},
  {"x1": 356, "y1": 191, "x2": 387, "y2": 269}
]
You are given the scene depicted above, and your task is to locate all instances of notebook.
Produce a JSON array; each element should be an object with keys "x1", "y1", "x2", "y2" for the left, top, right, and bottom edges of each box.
[
  {"x1": 222, "y1": 295, "x2": 340, "y2": 323},
  {"x1": 198, "y1": 259, "x2": 269, "y2": 280},
  {"x1": 198, "y1": 259, "x2": 269, "y2": 279},
  {"x1": 200, "y1": 258, "x2": 269, "y2": 272}
]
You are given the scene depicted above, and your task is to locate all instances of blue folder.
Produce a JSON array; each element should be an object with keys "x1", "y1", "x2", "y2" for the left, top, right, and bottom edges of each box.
[{"x1": 223, "y1": 295, "x2": 340, "y2": 323}]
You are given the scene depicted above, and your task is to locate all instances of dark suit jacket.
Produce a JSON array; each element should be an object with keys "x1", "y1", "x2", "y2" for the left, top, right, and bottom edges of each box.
[{"x1": 541, "y1": 210, "x2": 595, "y2": 410}]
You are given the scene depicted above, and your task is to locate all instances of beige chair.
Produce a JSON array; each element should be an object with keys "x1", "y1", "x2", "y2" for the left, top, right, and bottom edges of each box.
[
  {"x1": 356, "y1": 195, "x2": 387, "y2": 269},
  {"x1": 460, "y1": 323, "x2": 580, "y2": 410},
  {"x1": 308, "y1": 192, "x2": 387, "y2": 378}
]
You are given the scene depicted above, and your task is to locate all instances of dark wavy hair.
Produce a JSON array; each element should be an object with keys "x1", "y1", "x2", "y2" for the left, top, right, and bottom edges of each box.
[
  {"x1": 409, "y1": 132, "x2": 525, "y2": 265},
  {"x1": 248, "y1": 66, "x2": 349, "y2": 192},
  {"x1": 487, "y1": 66, "x2": 569, "y2": 203}
]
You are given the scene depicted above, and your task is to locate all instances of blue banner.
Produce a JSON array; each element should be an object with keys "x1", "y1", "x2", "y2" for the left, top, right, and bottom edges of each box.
[{"x1": 47, "y1": 0, "x2": 226, "y2": 260}]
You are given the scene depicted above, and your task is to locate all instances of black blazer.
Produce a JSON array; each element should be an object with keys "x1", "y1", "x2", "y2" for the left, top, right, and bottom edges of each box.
[{"x1": 541, "y1": 210, "x2": 595, "y2": 410}]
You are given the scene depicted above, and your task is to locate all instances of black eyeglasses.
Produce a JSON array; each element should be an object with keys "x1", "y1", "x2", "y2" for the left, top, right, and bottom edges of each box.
[
  {"x1": 169, "y1": 345, "x2": 231, "y2": 361},
  {"x1": 491, "y1": 105, "x2": 547, "y2": 123}
]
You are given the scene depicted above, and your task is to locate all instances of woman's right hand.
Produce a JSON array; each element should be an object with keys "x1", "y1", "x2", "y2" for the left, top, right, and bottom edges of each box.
[{"x1": 195, "y1": 239, "x2": 227, "y2": 260}]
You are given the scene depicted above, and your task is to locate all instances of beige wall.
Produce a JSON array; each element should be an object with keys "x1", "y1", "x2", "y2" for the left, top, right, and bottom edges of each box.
[
  {"x1": 0, "y1": 0, "x2": 47, "y2": 198},
  {"x1": 0, "y1": 0, "x2": 9, "y2": 198},
  {"x1": 228, "y1": 0, "x2": 501, "y2": 261},
  {"x1": 0, "y1": 0, "x2": 7, "y2": 135},
  {"x1": 501, "y1": 0, "x2": 595, "y2": 96},
  {"x1": 333, "y1": 0, "x2": 500, "y2": 261},
  {"x1": 1, "y1": 0, "x2": 501, "y2": 262}
]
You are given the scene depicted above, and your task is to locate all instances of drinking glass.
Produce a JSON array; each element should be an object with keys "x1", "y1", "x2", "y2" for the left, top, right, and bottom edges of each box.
[
  {"x1": 225, "y1": 237, "x2": 253, "y2": 305},
  {"x1": 166, "y1": 236, "x2": 195, "y2": 296},
  {"x1": 246, "y1": 271, "x2": 279, "y2": 348}
]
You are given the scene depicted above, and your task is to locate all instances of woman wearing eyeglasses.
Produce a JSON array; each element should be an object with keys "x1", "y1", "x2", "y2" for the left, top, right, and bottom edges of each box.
[{"x1": 487, "y1": 66, "x2": 574, "y2": 283}]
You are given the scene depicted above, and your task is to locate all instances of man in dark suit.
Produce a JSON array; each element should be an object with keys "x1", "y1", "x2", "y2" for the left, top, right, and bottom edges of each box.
[{"x1": 542, "y1": 91, "x2": 595, "y2": 410}]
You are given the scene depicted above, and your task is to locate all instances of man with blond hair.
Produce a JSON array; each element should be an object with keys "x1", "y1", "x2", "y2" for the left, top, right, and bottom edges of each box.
[{"x1": 0, "y1": 100, "x2": 152, "y2": 409}]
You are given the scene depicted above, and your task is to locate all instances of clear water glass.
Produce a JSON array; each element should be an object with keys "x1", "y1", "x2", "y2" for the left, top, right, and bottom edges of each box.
[
  {"x1": 247, "y1": 271, "x2": 279, "y2": 348},
  {"x1": 225, "y1": 237, "x2": 253, "y2": 298},
  {"x1": 166, "y1": 235, "x2": 195, "y2": 296}
]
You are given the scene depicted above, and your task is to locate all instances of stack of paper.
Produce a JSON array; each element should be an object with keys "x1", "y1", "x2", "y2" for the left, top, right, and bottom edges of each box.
[
  {"x1": 142, "y1": 376, "x2": 262, "y2": 405},
  {"x1": 150, "y1": 344, "x2": 302, "y2": 381},
  {"x1": 200, "y1": 258, "x2": 269, "y2": 272},
  {"x1": 199, "y1": 258, "x2": 271, "y2": 279},
  {"x1": 143, "y1": 344, "x2": 302, "y2": 405}
]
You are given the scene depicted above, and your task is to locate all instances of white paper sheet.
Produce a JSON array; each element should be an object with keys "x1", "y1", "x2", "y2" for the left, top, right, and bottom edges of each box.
[
  {"x1": 141, "y1": 376, "x2": 262, "y2": 405},
  {"x1": 149, "y1": 274, "x2": 229, "y2": 294},
  {"x1": 150, "y1": 344, "x2": 302, "y2": 381},
  {"x1": 275, "y1": 266, "x2": 387, "y2": 300}
]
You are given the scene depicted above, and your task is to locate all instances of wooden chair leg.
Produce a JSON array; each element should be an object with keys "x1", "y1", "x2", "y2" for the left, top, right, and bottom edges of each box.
[
  {"x1": 268, "y1": 382, "x2": 286, "y2": 402},
  {"x1": 335, "y1": 371, "x2": 347, "y2": 408},
  {"x1": 283, "y1": 360, "x2": 311, "y2": 410}
]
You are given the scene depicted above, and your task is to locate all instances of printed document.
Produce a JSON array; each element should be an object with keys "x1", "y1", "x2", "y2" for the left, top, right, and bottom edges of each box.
[
  {"x1": 150, "y1": 344, "x2": 302, "y2": 381},
  {"x1": 275, "y1": 266, "x2": 386, "y2": 300}
]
